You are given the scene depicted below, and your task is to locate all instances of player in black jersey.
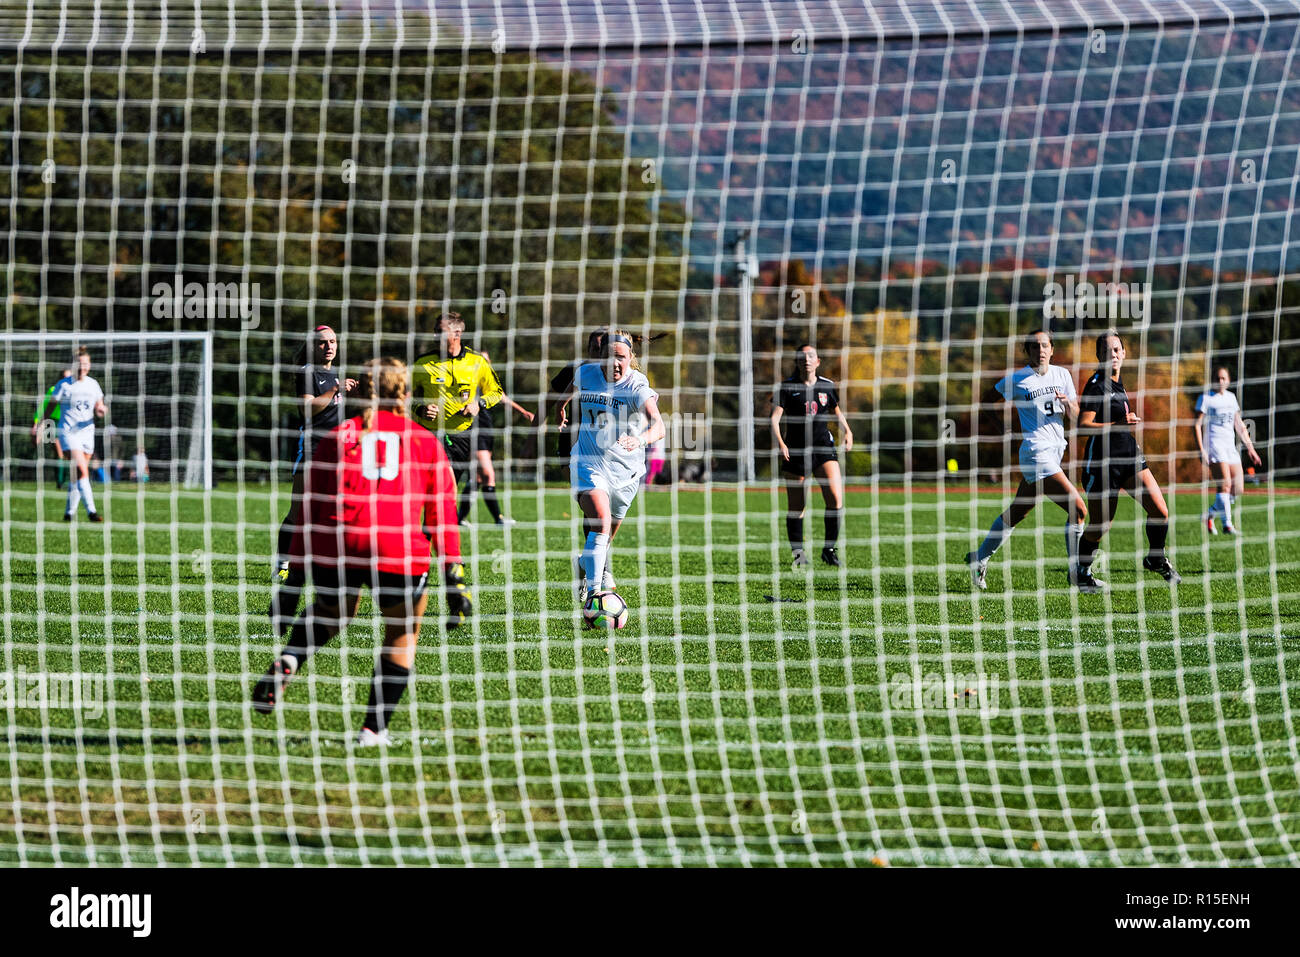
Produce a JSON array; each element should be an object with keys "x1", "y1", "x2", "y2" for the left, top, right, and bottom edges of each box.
[
  {"x1": 269, "y1": 325, "x2": 358, "y2": 635},
  {"x1": 770, "y1": 344, "x2": 854, "y2": 568},
  {"x1": 1072, "y1": 331, "x2": 1180, "y2": 591}
]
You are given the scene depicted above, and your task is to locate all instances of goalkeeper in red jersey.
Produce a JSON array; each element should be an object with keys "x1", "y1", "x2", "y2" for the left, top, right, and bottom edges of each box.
[{"x1": 252, "y1": 357, "x2": 472, "y2": 747}]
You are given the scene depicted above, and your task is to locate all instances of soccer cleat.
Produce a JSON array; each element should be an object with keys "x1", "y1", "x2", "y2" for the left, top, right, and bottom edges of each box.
[
  {"x1": 494, "y1": 516, "x2": 517, "y2": 526},
  {"x1": 355, "y1": 727, "x2": 392, "y2": 748},
  {"x1": 87, "y1": 512, "x2": 103, "y2": 523},
  {"x1": 964, "y1": 550, "x2": 988, "y2": 591},
  {"x1": 791, "y1": 547, "x2": 809, "y2": 569},
  {"x1": 458, "y1": 520, "x2": 474, "y2": 529},
  {"x1": 1143, "y1": 556, "x2": 1182, "y2": 584},
  {"x1": 603, "y1": 571, "x2": 617, "y2": 592},
  {"x1": 252, "y1": 653, "x2": 298, "y2": 714},
  {"x1": 820, "y1": 546, "x2": 841, "y2": 567},
  {"x1": 62, "y1": 513, "x2": 72, "y2": 522},
  {"x1": 1224, "y1": 524, "x2": 1240, "y2": 536},
  {"x1": 1073, "y1": 570, "x2": 1105, "y2": 593},
  {"x1": 1206, "y1": 515, "x2": 1218, "y2": 534}
]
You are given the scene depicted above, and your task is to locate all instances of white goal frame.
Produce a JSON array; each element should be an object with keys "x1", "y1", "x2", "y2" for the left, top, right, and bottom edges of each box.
[{"x1": 1, "y1": 331, "x2": 214, "y2": 490}]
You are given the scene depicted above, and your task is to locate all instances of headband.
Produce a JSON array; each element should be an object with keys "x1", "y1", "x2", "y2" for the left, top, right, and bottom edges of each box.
[{"x1": 608, "y1": 333, "x2": 633, "y2": 349}]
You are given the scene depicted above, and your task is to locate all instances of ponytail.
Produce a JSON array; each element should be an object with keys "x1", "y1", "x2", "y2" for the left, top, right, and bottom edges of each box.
[{"x1": 357, "y1": 357, "x2": 409, "y2": 432}]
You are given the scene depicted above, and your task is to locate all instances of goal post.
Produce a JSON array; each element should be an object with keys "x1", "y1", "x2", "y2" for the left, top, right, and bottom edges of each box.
[{"x1": 1, "y1": 332, "x2": 214, "y2": 490}]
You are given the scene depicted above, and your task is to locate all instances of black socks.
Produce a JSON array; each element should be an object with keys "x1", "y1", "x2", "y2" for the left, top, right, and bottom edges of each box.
[{"x1": 364, "y1": 657, "x2": 412, "y2": 733}]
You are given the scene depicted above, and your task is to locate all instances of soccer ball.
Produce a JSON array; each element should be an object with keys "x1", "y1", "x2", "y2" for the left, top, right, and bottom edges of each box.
[{"x1": 583, "y1": 590, "x2": 629, "y2": 629}]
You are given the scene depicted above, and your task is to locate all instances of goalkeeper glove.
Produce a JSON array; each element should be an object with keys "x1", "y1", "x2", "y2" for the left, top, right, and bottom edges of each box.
[{"x1": 444, "y1": 562, "x2": 473, "y2": 630}]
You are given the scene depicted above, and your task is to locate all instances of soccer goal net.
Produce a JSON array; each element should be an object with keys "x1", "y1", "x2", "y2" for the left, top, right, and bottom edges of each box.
[
  {"x1": 1, "y1": 1, "x2": 1298, "y2": 868},
  {"x1": 2, "y1": 333, "x2": 213, "y2": 489}
]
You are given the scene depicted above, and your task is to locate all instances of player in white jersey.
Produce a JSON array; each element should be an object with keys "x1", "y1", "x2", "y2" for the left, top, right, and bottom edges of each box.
[
  {"x1": 561, "y1": 330, "x2": 665, "y2": 607},
  {"x1": 1194, "y1": 367, "x2": 1261, "y2": 535},
  {"x1": 965, "y1": 330, "x2": 1087, "y2": 590},
  {"x1": 50, "y1": 347, "x2": 108, "y2": 522}
]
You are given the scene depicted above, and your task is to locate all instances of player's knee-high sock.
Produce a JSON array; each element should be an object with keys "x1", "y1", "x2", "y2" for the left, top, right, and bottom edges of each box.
[
  {"x1": 481, "y1": 485, "x2": 503, "y2": 521},
  {"x1": 65, "y1": 480, "x2": 81, "y2": 516},
  {"x1": 603, "y1": 550, "x2": 614, "y2": 588},
  {"x1": 1076, "y1": 534, "x2": 1101, "y2": 573},
  {"x1": 77, "y1": 477, "x2": 97, "y2": 516},
  {"x1": 1146, "y1": 516, "x2": 1169, "y2": 560},
  {"x1": 582, "y1": 532, "x2": 610, "y2": 586},
  {"x1": 457, "y1": 476, "x2": 476, "y2": 522},
  {"x1": 1065, "y1": 523, "x2": 1082, "y2": 570},
  {"x1": 274, "y1": 515, "x2": 298, "y2": 566},
  {"x1": 269, "y1": 565, "x2": 306, "y2": 638},
  {"x1": 56, "y1": 459, "x2": 67, "y2": 489},
  {"x1": 1216, "y1": 492, "x2": 1233, "y2": 528},
  {"x1": 824, "y1": 508, "x2": 842, "y2": 547},
  {"x1": 363, "y1": 656, "x2": 412, "y2": 734},
  {"x1": 976, "y1": 516, "x2": 1011, "y2": 561},
  {"x1": 786, "y1": 515, "x2": 804, "y2": 551},
  {"x1": 279, "y1": 614, "x2": 334, "y2": 672}
]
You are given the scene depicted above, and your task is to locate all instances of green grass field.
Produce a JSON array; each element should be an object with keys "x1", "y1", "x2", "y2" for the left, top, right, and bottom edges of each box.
[{"x1": 2, "y1": 482, "x2": 1298, "y2": 865}]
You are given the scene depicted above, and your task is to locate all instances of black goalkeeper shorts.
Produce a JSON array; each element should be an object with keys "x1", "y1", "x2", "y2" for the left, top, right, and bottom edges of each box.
[{"x1": 310, "y1": 563, "x2": 430, "y2": 612}]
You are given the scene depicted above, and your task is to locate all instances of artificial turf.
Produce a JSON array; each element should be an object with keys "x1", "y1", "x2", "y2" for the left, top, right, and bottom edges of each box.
[{"x1": 1, "y1": 481, "x2": 1297, "y2": 865}]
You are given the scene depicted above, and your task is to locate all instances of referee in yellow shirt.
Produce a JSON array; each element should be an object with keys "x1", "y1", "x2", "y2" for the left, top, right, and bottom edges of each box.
[{"x1": 411, "y1": 312, "x2": 505, "y2": 525}]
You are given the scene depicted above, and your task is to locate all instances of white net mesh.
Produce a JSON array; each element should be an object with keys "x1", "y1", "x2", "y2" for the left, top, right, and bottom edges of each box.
[{"x1": 0, "y1": 1, "x2": 1297, "y2": 866}]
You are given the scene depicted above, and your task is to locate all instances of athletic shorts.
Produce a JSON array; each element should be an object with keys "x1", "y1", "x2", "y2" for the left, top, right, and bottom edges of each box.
[
  {"x1": 58, "y1": 431, "x2": 94, "y2": 455},
  {"x1": 1206, "y1": 441, "x2": 1241, "y2": 466},
  {"x1": 443, "y1": 432, "x2": 475, "y2": 483},
  {"x1": 1083, "y1": 453, "x2": 1148, "y2": 498},
  {"x1": 474, "y1": 425, "x2": 496, "y2": 454},
  {"x1": 572, "y1": 461, "x2": 641, "y2": 521},
  {"x1": 1017, "y1": 442, "x2": 1066, "y2": 484},
  {"x1": 291, "y1": 432, "x2": 329, "y2": 479},
  {"x1": 310, "y1": 562, "x2": 430, "y2": 612},
  {"x1": 782, "y1": 444, "x2": 837, "y2": 477}
]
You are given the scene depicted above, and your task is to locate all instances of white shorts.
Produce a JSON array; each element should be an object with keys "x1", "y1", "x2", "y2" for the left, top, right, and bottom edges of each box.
[
  {"x1": 1018, "y1": 443, "x2": 1066, "y2": 484},
  {"x1": 58, "y1": 431, "x2": 94, "y2": 455},
  {"x1": 573, "y1": 461, "x2": 641, "y2": 521},
  {"x1": 1207, "y1": 442, "x2": 1241, "y2": 466}
]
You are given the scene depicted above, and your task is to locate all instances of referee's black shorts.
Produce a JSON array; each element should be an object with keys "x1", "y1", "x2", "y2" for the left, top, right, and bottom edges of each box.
[{"x1": 443, "y1": 431, "x2": 475, "y2": 484}]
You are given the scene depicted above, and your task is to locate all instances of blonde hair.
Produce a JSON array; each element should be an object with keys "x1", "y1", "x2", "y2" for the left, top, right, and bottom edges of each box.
[
  {"x1": 601, "y1": 329, "x2": 640, "y2": 371},
  {"x1": 357, "y1": 357, "x2": 409, "y2": 431}
]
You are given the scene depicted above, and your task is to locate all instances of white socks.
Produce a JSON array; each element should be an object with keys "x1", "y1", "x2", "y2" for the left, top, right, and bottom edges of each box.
[
  {"x1": 1066, "y1": 523, "x2": 1083, "y2": 569},
  {"x1": 976, "y1": 516, "x2": 1010, "y2": 561},
  {"x1": 77, "y1": 478, "x2": 96, "y2": 516},
  {"x1": 66, "y1": 478, "x2": 97, "y2": 517},
  {"x1": 582, "y1": 532, "x2": 610, "y2": 587},
  {"x1": 1210, "y1": 492, "x2": 1233, "y2": 529}
]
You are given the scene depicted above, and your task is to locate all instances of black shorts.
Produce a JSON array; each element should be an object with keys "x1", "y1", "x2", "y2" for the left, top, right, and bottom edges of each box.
[
  {"x1": 310, "y1": 562, "x2": 430, "y2": 611},
  {"x1": 443, "y1": 432, "x2": 475, "y2": 483},
  {"x1": 1083, "y1": 453, "x2": 1148, "y2": 498},
  {"x1": 290, "y1": 432, "x2": 326, "y2": 480},
  {"x1": 782, "y1": 445, "x2": 837, "y2": 477},
  {"x1": 474, "y1": 425, "x2": 496, "y2": 454}
]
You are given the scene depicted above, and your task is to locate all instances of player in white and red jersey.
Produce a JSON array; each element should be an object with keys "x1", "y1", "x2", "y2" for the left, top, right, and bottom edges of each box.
[
  {"x1": 965, "y1": 329, "x2": 1087, "y2": 590},
  {"x1": 253, "y1": 357, "x2": 472, "y2": 747},
  {"x1": 1194, "y1": 367, "x2": 1262, "y2": 535}
]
